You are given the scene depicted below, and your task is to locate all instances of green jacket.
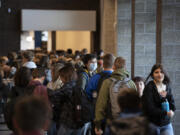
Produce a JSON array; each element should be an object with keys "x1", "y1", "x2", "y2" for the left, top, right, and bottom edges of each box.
[{"x1": 94, "y1": 68, "x2": 137, "y2": 129}]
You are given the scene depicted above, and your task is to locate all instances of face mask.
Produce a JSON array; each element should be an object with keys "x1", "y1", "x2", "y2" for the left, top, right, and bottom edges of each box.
[{"x1": 89, "y1": 63, "x2": 97, "y2": 71}]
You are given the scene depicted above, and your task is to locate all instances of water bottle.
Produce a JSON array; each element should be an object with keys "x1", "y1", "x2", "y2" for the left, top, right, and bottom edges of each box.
[{"x1": 161, "y1": 99, "x2": 169, "y2": 112}]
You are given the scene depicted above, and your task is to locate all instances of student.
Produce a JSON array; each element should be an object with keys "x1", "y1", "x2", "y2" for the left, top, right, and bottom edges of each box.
[
  {"x1": 22, "y1": 51, "x2": 37, "y2": 69},
  {"x1": 47, "y1": 63, "x2": 64, "y2": 90},
  {"x1": 142, "y1": 64, "x2": 176, "y2": 135},
  {"x1": 10, "y1": 67, "x2": 32, "y2": 100},
  {"x1": 0, "y1": 74, "x2": 10, "y2": 116},
  {"x1": 48, "y1": 64, "x2": 83, "y2": 135},
  {"x1": 38, "y1": 55, "x2": 52, "y2": 85},
  {"x1": 5, "y1": 67, "x2": 49, "y2": 131},
  {"x1": 85, "y1": 54, "x2": 115, "y2": 135},
  {"x1": 28, "y1": 68, "x2": 48, "y2": 101},
  {"x1": 77, "y1": 54, "x2": 97, "y2": 90},
  {"x1": 13, "y1": 96, "x2": 51, "y2": 135},
  {"x1": 133, "y1": 76, "x2": 145, "y2": 97},
  {"x1": 107, "y1": 88, "x2": 149, "y2": 135},
  {"x1": 86, "y1": 53, "x2": 115, "y2": 100},
  {"x1": 94, "y1": 57, "x2": 136, "y2": 135},
  {"x1": 5, "y1": 67, "x2": 32, "y2": 130}
]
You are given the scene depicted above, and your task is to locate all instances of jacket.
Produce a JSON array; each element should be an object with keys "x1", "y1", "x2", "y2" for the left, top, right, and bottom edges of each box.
[
  {"x1": 48, "y1": 81, "x2": 79, "y2": 128},
  {"x1": 94, "y1": 68, "x2": 137, "y2": 129},
  {"x1": 142, "y1": 81, "x2": 176, "y2": 126}
]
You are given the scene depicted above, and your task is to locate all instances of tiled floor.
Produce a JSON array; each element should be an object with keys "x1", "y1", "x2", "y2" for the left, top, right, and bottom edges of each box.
[
  {"x1": 0, "y1": 130, "x2": 12, "y2": 135},
  {"x1": 0, "y1": 124, "x2": 12, "y2": 135},
  {"x1": 0, "y1": 114, "x2": 12, "y2": 135}
]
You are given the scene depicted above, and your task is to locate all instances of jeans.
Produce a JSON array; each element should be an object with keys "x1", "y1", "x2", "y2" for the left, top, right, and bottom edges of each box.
[
  {"x1": 149, "y1": 123, "x2": 174, "y2": 135},
  {"x1": 81, "y1": 122, "x2": 91, "y2": 135},
  {"x1": 47, "y1": 121, "x2": 57, "y2": 135}
]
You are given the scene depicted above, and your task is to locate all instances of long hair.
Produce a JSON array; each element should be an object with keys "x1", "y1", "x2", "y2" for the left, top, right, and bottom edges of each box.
[
  {"x1": 14, "y1": 67, "x2": 32, "y2": 87},
  {"x1": 59, "y1": 63, "x2": 77, "y2": 83},
  {"x1": 145, "y1": 64, "x2": 170, "y2": 84},
  {"x1": 39, "y1": 55, "x2": 50, "y2": 69},
  {"x1": 51, "y1": 63, "x2": 64, "y2": 82}
]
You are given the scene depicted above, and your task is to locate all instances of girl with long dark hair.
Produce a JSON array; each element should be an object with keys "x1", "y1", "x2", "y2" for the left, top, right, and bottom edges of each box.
[{"x1": 142, "y1": 64, "x2": 176, "y2": 135}]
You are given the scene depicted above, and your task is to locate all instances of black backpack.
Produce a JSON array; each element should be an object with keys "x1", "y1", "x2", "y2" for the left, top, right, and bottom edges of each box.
[
  {"x1": 92, "y1": 72, "x2": 111, "y2": 100},
  {"x1": 60, "y1": 86, "x2": 93, "y2": 129},
  {"x1": 97, "y1": 72, "x2": 111, "y2": 93},
  {"x1": 77, "y1": 70, "x2": 90, "y2": 90}
]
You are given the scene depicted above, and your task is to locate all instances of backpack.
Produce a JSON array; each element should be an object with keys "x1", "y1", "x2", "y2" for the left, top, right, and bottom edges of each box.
[
  {"x1": 109, "y1": 77, "x2": 131, "y2": 119},
  {"x1": 92, "y1": 72, "x2": 111, "y2": 100},
  {"x1": 97, "y1": 72, "x2": 111, "y2": 92},
  {"x1": 73, "y1": 86, "x2": 93, "y2": 125},
  {"x1": 60, "y1": 86, "x2": 93, "y2": 129},
  {"x1": 77, "y1": 69, "x2": 90, "y2": 90}
]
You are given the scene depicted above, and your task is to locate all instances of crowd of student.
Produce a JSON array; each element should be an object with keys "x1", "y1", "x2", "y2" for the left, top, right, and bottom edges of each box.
[{"x1": 0, "y1": 48, "x2": 176, "y2": 135}]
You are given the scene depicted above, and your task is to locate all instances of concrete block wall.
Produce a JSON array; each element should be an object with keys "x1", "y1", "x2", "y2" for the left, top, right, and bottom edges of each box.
[
  {"x1": 134, "y1": 0, "x2": 156, "y2": 77},
  {"x1": 117, "y1": 1, "x2": 179, "y2": 134},
  {"x1": 162, "y1": 1, "x2": 180, "y2": 134},
  {"x1": 117, "y1": 0, "x2": 132, "y2": 74},
  {"x1": 117, "y1": 0, "x2": 157, "y2": 77}
]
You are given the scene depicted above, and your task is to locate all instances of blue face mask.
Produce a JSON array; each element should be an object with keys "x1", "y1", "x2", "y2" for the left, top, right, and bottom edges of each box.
[{"x1": 89, "y1": 63, "x2": 97, "y2": 71}]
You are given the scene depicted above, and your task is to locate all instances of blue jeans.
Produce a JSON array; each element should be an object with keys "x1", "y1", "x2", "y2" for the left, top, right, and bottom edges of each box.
[
  {"x1": 80, "y1": 122, "x2": 91, "y2": 135},
  {"x1": 149, "y1": 123, "x2": 174, "y2": 135},
  {"x1": 48, "y1": 121, "x2": 57, "y2": 135}
]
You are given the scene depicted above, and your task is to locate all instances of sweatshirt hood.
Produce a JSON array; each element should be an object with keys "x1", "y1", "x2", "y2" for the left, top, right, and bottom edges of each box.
[{"x1": 111, "y1": 68, "x2": 130, "y2": 80}]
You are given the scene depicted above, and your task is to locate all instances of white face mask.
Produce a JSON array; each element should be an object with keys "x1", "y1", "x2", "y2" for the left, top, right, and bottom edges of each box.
[{"x1": 89, "y1": 63, "x2": 97, "y2": 71}]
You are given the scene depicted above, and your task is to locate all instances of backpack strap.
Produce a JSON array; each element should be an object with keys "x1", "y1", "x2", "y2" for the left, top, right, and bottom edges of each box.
[
  {"x1": 82, "y1": 71, "x2": 89, "y2": 89},
  {"x1": 109, "y1": 77, "x2": 118, "y2": 92},
  {"x1": 122, "y1": 78, "x2": 131, "y2": 88},
  {"x1": 96, "y1": 72, "x2": 111, "y2": 93}
]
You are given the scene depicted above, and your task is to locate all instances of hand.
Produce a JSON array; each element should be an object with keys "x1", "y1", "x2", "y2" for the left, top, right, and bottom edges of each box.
[
  {"x1": 95, "y1": 127, "x2": 103, "y2": 135},
  {"x1": 167, "y1": 110, "x2": 174, "y2": 118}
]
